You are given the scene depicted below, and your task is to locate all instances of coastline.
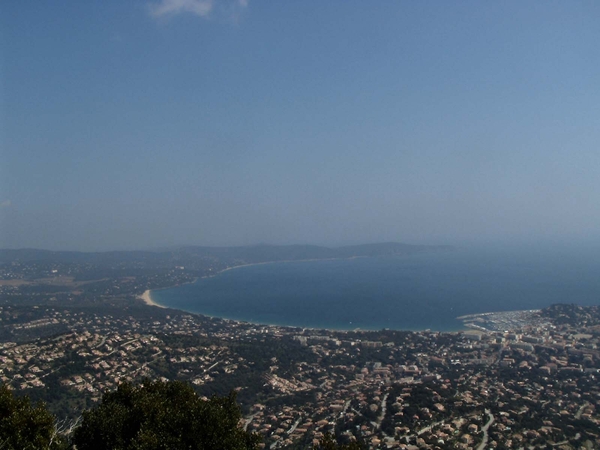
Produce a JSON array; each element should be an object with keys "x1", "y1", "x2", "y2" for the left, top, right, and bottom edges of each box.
[
  {"x1": 217, "y1": 256, "x2": 366, "y2": 275},
  {"x1": 138, "y1": 258, "x2": 362, "y2": 311},
  {"x1": 139, "y1": 257, "x2": 471, "y2": 332},
  {"x1": 138, "y1": 289, "x2": 166, "y2": 309},
  {"x1": 139, "y1": 255, "x2": 545, "y2": 333}
]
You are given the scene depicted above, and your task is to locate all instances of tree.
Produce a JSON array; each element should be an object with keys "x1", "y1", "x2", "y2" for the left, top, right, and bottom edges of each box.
[
  {"x1": 71, "y1": 379, "x2": 260, "y2": 450},
  {"x1": 0, "y1": 384, "x2": 65, "y2": 450}
]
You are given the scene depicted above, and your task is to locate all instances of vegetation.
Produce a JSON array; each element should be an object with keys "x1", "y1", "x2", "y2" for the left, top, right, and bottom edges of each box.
[
  {"x1": 1, "y1": 380, "x2": 264, "y2": 450},
  {"x1": 0, "y1": 384, "x2": 65, "y2": 450},
  {"x1": 72, "y1": 379, "x2": 260, "y2": 450}
]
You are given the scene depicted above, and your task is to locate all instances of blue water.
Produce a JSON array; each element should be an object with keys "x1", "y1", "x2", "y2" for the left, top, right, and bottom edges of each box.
[{"x1": 151, "y1": 245, "x2": 600, "y2": 331}]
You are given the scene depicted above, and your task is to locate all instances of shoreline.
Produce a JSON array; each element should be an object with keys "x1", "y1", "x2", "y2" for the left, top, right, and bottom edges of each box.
[
  {"x1": 216, "y1": 256, "x2": 367, "y2": 275},
  {"x1": 138, "y1": 257, "x2": 472, "y2": 332},
  {"x1": 139, "y1": 257, "x2": 373, "y2": 325},
  {"x1": 137, "y1": 256, "x2": 538, "y2": 334},
  {"x1": 140, "y1": 277, "x2": 539, "y2": 334},
  {"x1": 138, "y1": 289, "x2": 166, "y2": 309},
  {"x1": 140, "y1": 299, "x2": 466, "y2": 335}
]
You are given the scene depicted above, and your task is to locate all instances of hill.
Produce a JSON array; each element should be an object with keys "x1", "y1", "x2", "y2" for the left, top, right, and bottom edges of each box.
[{"x1": 0, "y1": 243, "x2": 452, "y2": 266}]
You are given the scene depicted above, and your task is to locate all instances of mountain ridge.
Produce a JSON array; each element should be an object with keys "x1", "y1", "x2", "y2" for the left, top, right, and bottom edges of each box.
[{"x1": 0, "y1": 243, "x2": 453, "y2": 264}]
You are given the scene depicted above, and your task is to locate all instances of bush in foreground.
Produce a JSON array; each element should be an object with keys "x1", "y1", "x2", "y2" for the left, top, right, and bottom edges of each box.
[
  {"x1": 72, "y1": 379, "x2": 260, "y2": 450},
  {"x1": 2, "y1": 380, "x2": 360, "y2": 450},
  {"x1": 0, "y1": 384, "x2": 66, "y2": 450}
]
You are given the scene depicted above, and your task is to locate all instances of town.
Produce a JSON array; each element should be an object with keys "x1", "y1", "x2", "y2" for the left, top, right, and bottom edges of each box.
[{"x1": 0, "y1": 252, "x2": 599, "y2": 449}]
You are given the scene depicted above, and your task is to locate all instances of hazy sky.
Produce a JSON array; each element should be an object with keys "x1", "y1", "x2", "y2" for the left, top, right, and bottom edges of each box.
[{"x1": 2, "y1": 1, "x2": 600, "y2": 251}]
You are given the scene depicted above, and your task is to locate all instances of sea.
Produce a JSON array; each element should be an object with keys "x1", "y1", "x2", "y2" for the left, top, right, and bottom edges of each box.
[{"x1": 150, "y1": 244, "x2": 600, "y2": 332}]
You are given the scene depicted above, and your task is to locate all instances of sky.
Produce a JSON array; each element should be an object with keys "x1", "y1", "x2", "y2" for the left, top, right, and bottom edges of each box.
[{"x1": 1, "y1": 1, "x2": 600, "y2": 251}]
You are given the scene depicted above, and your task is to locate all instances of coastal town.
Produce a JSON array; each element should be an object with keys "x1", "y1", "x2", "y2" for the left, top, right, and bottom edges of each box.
[
  {"x1": 7, "y1": 1, "x2": 600, "y2": 448},
  {"x1": 1, "y1": 251, "x2": 599, "y2": 449}
]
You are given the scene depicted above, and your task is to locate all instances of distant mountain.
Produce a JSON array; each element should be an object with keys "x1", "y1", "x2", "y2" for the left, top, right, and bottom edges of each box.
[
  {"x1": 0, "y1": 243, "x2": 453, "y2": 265},
  {"x1": 0, "y1": 248, "x2": 166, "y2": 264},
  {"x1": 178, "y1": 243, "x2": 452, "y2": 263}
]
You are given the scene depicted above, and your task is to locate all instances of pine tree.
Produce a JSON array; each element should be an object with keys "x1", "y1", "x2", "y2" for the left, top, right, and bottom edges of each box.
[{"x1": 72, "y1": 379, "x2": 260, "y2": 450}]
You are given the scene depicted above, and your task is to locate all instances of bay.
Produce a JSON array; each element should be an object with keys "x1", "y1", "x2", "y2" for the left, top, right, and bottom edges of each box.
[{"x1": 151, "y1": 244, "x2": 600, "y2": 331}]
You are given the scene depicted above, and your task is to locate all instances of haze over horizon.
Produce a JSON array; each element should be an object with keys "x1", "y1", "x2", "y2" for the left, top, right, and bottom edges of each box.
[{"x1": 2, "y1": 1, "x2": 600, "y2": 252}]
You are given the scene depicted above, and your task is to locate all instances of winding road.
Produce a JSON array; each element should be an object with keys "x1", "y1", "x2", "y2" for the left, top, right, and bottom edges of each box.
[{"x1": 476, "y1": 409, "x2": 495, "y2": 450}]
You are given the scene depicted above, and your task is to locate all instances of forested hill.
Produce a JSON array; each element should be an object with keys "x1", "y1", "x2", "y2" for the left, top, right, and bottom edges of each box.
[{"x1": 0, "y1": 243, "x2": 452, "y2": 265}]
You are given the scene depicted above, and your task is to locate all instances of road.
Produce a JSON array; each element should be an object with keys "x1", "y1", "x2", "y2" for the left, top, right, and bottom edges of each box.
[
  {"x1": 133, "y1": 350, "x2": 162, "y2": 376},
  {"x1": 268, "y1": 416, "x2": 303, "y2": 449},
  {"x1": 575, "y1": 402, "x2": 590, "y2": 420},
  {"x1": 286, "y1": 416, "x2": 302, "y2": 435},
  {"x1": 417, "y1": 420, "x2": 445, "y2": 436},
  {"x1": 370, "y1": 393, "x2": 389, "y2": 430},
  {"x1": 339, "y1": 400, "x2": 351, "y2": 418},
  {"x1": 476, "y1": 409, "x2": 495, "y2": 450},
  {"x1": 243, "y1": 412, "x2": 259, "y2": 431},
  {"x1": 204, "y1": 361, "x2": 220, "y2": 373},
  {"x1": 93, "y1": 335, "x2": 107, "y2": 349}
]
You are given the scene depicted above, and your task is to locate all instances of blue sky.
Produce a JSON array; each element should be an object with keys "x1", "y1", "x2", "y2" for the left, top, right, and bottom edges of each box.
[{"x1": 1, "y1": 1, "x2": 600, "y2": 251}]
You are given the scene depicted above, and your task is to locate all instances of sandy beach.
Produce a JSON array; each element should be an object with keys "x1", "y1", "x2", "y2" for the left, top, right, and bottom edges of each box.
[{"x1": 138, "y1": 289, "x2": 165, "y2": 308}]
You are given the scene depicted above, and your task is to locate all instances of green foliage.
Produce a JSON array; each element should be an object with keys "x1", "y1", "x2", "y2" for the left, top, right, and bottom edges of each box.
[
  {"x1": 0, "y1": 384, "x2": 65, "y2": 450},
  {"x1": 71, "y1": 379, "x2": 260, "y2": 450}
]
